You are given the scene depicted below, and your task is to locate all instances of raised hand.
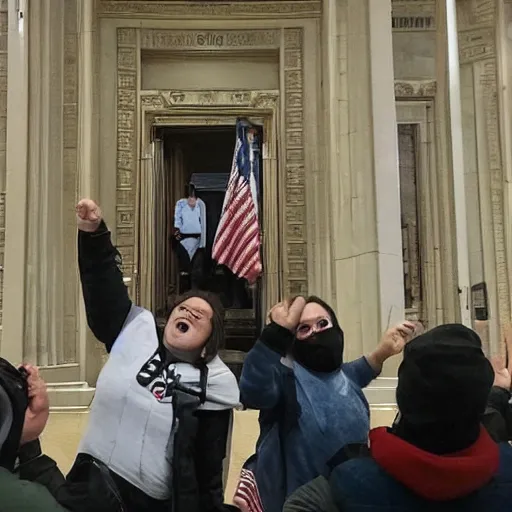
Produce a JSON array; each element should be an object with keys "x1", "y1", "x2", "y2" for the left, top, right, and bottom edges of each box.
[
  {"x1": 76, "y1": 198, "x2": 102, "y2": 233},
  {"x1": 20, "y1": 365, "x2": 50, "y2": 445},
  {"x1": 490, "y1": 355, "x2": 511, "y2": 391},
  {"x1": 269, "y1": 296, "x2": 306, "y2": 332},
  {"x1": 379, "y1": 321, "x2": 419, "y2": 359}
]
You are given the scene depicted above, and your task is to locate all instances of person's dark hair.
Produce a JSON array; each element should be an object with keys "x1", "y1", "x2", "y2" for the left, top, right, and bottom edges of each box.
[
  {"x1": 169, "y1": 290, "x2": 225, "y2": 363},
  {"x1": 305, "y1": 296, "x2": 341, "y2": 329},
  {"x1": 185, "y1": 183, "x2": 196, "y2": 198}
]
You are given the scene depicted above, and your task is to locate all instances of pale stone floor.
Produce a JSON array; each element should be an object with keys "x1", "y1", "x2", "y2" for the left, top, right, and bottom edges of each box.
[{"x1": 42, "y1": 408, "x2": 396, "y2": 504}]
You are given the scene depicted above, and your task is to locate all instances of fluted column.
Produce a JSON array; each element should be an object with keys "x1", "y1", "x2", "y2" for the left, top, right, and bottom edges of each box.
[
  {"x1": 77, "y1": 0, "x2": 103, "y2": 384},
  {"x1": 2, "y1": 0, "x2": 82, "y2": 368},
  {"x1": 2, "y1": 0, "x2": 29, "y2": 363},
  {"x1": 324, "y1": 0, "x2": 404, "y2": 375}
]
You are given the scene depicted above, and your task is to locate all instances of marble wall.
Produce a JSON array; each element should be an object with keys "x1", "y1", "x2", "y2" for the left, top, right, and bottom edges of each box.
[{"x1": 457, "y1": 0, "x2": 510, "y2": 355}]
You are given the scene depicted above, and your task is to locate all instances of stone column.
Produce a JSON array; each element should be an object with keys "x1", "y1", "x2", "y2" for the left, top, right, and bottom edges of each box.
[
  {"x1": 1, "y1": 0, "x2": 29, "y2": 363},
  {"x1": 3, "y1": 0, "x2": 82, "y2": 370},
  {"x1": 77, "y1": 0, "x2": 103, "y2": 385},
  {"x1": 324, "y1": 0, "x2": 404, "y2": 375},
  {"x1": 457, "y1": 0, "x2": 511, "y2": 356}
]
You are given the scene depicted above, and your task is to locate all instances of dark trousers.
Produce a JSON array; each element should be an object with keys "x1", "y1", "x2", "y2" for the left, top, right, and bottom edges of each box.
[
  {"x1": 174, "y1": 243, "x2": 205, "y2": 291},
  {"x1": 57, "y1": 454, "x2": 169, "y2": 512}
]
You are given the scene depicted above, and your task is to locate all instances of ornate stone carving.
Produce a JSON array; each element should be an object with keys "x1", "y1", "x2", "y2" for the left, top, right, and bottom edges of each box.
[
  {"x1": 480, "y1": 60, "x2": 511, "y2": 335},
  {"x1": 391, "y1": 0, "x2": 436, "y2": 31},
  {"x1": 283, "y1": 28, "x2": 307, "y2": 296},
  {"x1": 117, "y1": 27, "x2": 307, "y2": 297},
  {"x1": 458, "y1": 27, "x2": 495, "y2": 65},
  {"x1": 457, "y1": 0, "x2": 495, "y2": 28},
  {"x1": 101, "y1": 1, "x2": 321, "y2": 19},
  {"x1": 140, "y1": 90, "x2": 278, "y2": 111},
  {"x1": 62, "y1": 0, "x2": 79, "y2": 364},
  {"x1": 140, "y1": 29, "x2": 280, "y2": 51},
  {"x1": 394, "y1": 80, "x2": 437, "y2": 98},
  {"x1": 116, "y1": 28, "x2": 138, "y2": 276}
]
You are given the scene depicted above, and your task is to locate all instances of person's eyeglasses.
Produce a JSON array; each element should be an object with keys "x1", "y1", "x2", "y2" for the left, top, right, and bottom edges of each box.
[{"x1": 296, "y1": 317, "x2": 333, "y2": 340}]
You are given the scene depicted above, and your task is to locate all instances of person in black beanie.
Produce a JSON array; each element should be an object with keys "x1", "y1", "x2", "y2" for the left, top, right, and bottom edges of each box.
[{"x1": 284, "y1": 324, "x2": 512, "y2": 512}]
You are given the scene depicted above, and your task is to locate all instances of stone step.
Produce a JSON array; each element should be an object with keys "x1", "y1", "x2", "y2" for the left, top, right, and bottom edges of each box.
[
  {"x1": 363, "y1": 377, "x2": 398, "y2": 406},
  {"x1": 47, "y1": 381, "x2": 95, "y2": 410}
]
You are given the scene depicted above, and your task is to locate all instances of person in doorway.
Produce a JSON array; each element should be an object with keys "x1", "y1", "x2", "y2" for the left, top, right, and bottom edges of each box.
[
  {"x1": 233, "y1": 296, "x2": 418, "y2": 512},
  {"x1": 173, "y1": 183, "x2": 207, "y2": 291},
  {"x1": 62, "y1": 199, "x2": 239, "y2": 512},
  {"x1": 284, "y1": 324, "x2": 512, "y2": 512},
  {"x1": 0, "y1": 359, "x2": 69, "y2": 511}
]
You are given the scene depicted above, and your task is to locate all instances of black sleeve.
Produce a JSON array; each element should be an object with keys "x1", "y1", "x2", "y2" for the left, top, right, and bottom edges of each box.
[
  {"x1": 482, "y1": 386, "x2": 512, "y2": 442},
  {"x1": 194, "y1": 408, "x2": 232, "y2": 512},
  {"x1": 16, "y1": 440, "x2": 66, "y2": 497},
  {"x1": 78, "y1": 220, "x2": 132, "y2": 351},
  {"x1": 259, "y1": 322, "x2": 295, "y2": 356}
]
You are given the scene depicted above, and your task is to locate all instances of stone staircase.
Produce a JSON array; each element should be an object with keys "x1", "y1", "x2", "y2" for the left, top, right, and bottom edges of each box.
[
  {"x1": 40, "y1": 364, "x2": 95, "y2": 411},
  {"x1": 47, "y1": 381, "x2": 95, "y2": 411}
]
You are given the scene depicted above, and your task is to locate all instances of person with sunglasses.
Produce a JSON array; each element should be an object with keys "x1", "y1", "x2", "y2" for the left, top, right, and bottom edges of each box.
[
  {"x1": 0, "y1": 359, "x2": 69, "y2": 511},
  {"x1": 233, "y1": 296, "x2": 417, "y2": 512}
]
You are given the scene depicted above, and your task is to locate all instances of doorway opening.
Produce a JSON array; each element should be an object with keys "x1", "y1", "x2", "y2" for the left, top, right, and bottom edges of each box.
[{"x1": 150, "y1": 124, "x2": 263, "y2": 352}]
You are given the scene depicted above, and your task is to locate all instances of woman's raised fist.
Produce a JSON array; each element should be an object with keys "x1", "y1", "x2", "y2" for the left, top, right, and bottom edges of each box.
[
  {"x1": 268, "y1": 297, "x2": 306, "y2": 332},
  {"x1": 76, "y1": 198, "x2": 102, "y2": 233}
]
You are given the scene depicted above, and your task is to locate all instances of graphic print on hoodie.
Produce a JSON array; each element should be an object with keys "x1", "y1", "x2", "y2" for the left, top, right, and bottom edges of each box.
[{"x1": 78, "y1": 306, "x2": 240, "y2": 501}]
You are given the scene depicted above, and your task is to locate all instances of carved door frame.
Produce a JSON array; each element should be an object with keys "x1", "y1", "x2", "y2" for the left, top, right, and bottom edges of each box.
[
  {"x1": 115, "y1": 27, "x2": 309, "y2": 308},
  {"x1": 395, "y1": 80, "x2": 455, "y2": 328},
  {"x1": 137, "y1": 90, "x2": 281, "y2": 314}
]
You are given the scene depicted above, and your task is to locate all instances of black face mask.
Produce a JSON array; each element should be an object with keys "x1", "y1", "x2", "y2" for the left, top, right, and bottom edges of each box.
[{"x1": 292, "y1": 327, "x2": 344, "y2": 373}]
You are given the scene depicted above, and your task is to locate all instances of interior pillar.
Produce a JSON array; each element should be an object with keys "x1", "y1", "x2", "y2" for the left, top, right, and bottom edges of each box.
[
  {"x1": 22, "y1": 0, "x2": 67, "y2": 365},
  {"x1": 77, "y1": 0, "x2": 103, "y2": 385},
  {"x1": 2, "y1": 0, "x2": 29, "y2": 363},
  {"x1": 325, "y1": 0, "x2": 404, "y2": 374},
  {"x1": 446, "y1": 0, "x2": 471, "y2": 327}
]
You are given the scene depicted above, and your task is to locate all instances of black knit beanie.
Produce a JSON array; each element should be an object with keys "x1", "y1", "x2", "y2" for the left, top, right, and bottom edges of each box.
[{"x1": 393, "y1": 324, "x2": 494, "y2": 454}]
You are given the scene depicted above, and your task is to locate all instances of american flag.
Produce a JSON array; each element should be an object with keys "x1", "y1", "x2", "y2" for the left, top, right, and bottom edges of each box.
[{"x1": 212, "y1": 120, "x2": 262, "y2": 284}]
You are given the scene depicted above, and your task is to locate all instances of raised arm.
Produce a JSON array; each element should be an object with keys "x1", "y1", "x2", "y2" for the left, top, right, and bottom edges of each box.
[
  {"x1": 77, "y1": 199, "x2": 132, "y2": 351},
  {"x1": 240, "y1": 298, "x2": 306, "y2": 409}
]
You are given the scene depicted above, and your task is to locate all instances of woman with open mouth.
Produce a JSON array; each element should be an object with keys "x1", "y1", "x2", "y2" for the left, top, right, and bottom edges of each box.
[{"x1": 58, "y1": 198, "x2": 240, "y2": 512}]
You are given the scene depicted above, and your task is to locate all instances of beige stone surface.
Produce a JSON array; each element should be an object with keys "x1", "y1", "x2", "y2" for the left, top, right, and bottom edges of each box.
[{"x1": 42, "y1": 407, "x2": 396, "y2": 504}]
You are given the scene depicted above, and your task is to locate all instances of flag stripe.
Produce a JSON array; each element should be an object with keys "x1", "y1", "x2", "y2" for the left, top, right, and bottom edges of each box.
[{"x1": 212, "y1": 122, "x2": 262, "y2": 284}]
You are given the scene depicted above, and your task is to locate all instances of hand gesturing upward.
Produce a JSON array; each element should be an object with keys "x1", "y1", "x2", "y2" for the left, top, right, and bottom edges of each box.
[
  {"x1": 268, "y1": 296, "x2": 307, "y2": 332},
  {"x1": 76, "y1": 198, "x2": 102, "y2": 233}
]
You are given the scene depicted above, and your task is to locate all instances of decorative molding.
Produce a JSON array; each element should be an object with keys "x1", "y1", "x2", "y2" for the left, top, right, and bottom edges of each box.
[
  {"x1": 140, "y1": 29, "x2": 280, "y2": 50},
  {"x1": 140, "y1": 89, "x2": 278, "y2": 110},
  {"x1": 458, "y1": 27, "x2": 495, "y2": 65},
  {"x1": 457, "y1": 0, "x2": 495, "y2": 29},
  {"x1": 479, "y1": 60, "x2": 511, "y2": 336},
  {"x1": 116, "y1": 28, "x2": 138, "y2": 280},
  {"x1": 101, "y1": 1, "x2": 321, "y2": 19},
  {"x1": 283, "y1": 27, "x2": 307, "y2": 296},
  {"x1": 394, "y1": 80, "x2": 437, "y2": 98},
  {"x1": 62, "y1": 0, "x2": 79, "y2": 364},
  {"x1": 116, "y1": 27, "x2": 308, "y2": 298},
  {"x1": 391, "y1": 1, "x2": 436, "y2": 31}
]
